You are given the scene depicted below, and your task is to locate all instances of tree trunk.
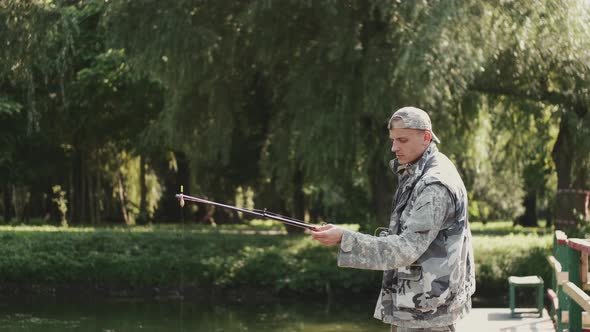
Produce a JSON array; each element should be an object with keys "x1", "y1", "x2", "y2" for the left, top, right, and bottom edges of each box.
[
  {"x1": 516, "y1": 191, "x2": 538, "y2": 227},
  {"x1": 11, "y1": 185, "x2": 29, "y2": 223},
  {"x1": 80, "y1": 150, "x2": 87, "y2": 224},
  {"x1": 95, "y1": 164, "x2": 101, "y2": 224},
  {"x1": 286, "y1": 168, "x2": 305, "y2": 234},
  {"x1": 255, "y1": 180, "x2": 290, "y2": 227},
  {"x1": 87, "y1": 151, "x2": 95, "y2": 225},
  {"x1": 71, "y1": 147, "x2": 82, "y2": 224},
  {"x1": 371, "y1": 158, "x2": 394, "y2": 228},
  {"x1": 69, "y1": 161, "x2": 75, "y2": 224},
  {"x1": 553, "y1": 116, "x2": 574, "y2": 190},
  {"x1": 46, "y1": 185, "x2": 58, "y2": 223},
  {"x1": 308, "y1": 191, "x2": 324, "y2": 223},
  {"x1": 3, "y1": 185, "x2": 12, "y2": 222},
  {"x1": 118, "y1": 172, "x2": 130, "y2": 225},
  {"x1": 552, "y1": 109, "x2": 590, "y2": 230},
  {"x1": 152, "y1": 150, "x2": 191, "y2": 223},
  {"x1": 365, "y1": 117, "x2": 395, "y2": 231},
  {"x1": 139, "y1": 154, "x2": 147, "y2": 223}
]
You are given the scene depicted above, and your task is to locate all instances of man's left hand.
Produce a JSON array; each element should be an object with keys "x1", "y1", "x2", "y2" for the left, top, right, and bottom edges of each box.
[{"x1": 311, "y1": 224, "x2": 345, "y2": 246}]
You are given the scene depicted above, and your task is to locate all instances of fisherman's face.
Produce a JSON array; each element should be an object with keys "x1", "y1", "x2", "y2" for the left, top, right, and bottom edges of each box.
[{"x1": 389, "y1": 127, "x2": 431, "y2": 165}]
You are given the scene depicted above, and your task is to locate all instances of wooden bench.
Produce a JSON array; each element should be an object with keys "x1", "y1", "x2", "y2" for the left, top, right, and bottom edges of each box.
[{"x1": 509, "y1": 275, "x2": 544, "y2": 317}]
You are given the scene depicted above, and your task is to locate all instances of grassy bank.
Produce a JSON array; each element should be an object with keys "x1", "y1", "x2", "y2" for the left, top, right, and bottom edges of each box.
[{"x1": 0, "y1": 221, "x2": 552, "y2": 301}]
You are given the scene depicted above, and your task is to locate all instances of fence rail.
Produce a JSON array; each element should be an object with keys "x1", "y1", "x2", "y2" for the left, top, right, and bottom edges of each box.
[{"x1": 548, "y1": 231, "x2": 590, "y2": 331}]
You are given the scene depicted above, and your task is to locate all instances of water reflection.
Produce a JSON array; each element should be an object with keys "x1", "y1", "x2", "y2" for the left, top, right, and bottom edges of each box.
[{"x1": 0, "y1": 297, "x2": 387, "y2": 331}]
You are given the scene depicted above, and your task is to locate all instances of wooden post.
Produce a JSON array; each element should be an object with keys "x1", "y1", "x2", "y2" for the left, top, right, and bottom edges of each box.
[
  {"x1": 582, "y1": 253, "x2": 588, "y2": 286},
  {"x1": 555, "y1": 231, "x2": 570, "y2": 332},
  {"x1": 566, "y1": 239, "x2": 590, "y2": 331},
  {"x1": 568, "y1": 243, "x2": 582, "y2": 332}
]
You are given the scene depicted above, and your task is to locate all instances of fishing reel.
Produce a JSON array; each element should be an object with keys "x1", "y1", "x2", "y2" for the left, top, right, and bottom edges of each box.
[{"x1": 374, "y1": 227, "x2": 392, "y2": 237}]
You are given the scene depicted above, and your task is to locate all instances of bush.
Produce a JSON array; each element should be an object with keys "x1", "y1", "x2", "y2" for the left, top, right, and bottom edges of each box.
[
  {"x1": 0, "y1": 223, "x2": 552, "y2": 301},
  {"x1": 473, "y1": 233, "x2": 551, "y2": 298}
]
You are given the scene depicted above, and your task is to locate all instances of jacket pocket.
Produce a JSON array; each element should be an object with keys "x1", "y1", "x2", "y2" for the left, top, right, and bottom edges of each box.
[
  {"x1": 397, "y1": 264, "x2": 422, "y2": 281},
  {"x1": 396, "y1": 264, "x2": 454, "y2": 311},
  {"x1": 395, "y1": 264, "x2": 428, "y2": 310}
]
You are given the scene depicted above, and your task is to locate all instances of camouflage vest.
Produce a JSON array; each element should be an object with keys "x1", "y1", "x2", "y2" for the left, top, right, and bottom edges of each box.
[{"x1": 377, "y1": 143, "x2": 476, "y2": 327}]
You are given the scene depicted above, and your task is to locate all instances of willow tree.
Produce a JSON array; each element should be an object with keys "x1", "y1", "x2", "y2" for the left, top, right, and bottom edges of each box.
[
  {"x1": 103, "y1": 0, "x2": 590, "y2": 229},
  {"x1": 380, "y1": 0, "x2": 590, "y2": 226},
  {"x1": 466, "y1": 0, "x2": 590, "y2": 227},
  {"x1": 103, "y1": 1, "x2": 466, "y2": 226},
  {"x1": 104, "y1": 1, "x2": 399, "y2": 226}
]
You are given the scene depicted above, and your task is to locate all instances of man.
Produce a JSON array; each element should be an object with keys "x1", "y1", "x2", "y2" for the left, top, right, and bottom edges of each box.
[{"x1": 311, "y1": 107, "x2": 475, "y2": 332}]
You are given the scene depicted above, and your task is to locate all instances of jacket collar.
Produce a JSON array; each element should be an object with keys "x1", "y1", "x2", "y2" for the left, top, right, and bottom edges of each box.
[{"x1": 389, "y1": 142, "x2": 438, "y2": 180}]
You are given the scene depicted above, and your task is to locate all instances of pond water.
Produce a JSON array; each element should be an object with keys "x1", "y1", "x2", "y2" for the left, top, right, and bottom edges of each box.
[{"x1": 0, "y1": 296, "x2": 387, "y2": 332}]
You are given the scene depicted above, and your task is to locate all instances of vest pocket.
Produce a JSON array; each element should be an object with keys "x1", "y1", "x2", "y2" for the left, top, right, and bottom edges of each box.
[
  {"x1": 395, "y1": 265, "x2": 425, "y2": 309},
  {"x1": 397, "y1": 264, "x2": 422, "y2": 281},
  {"x1": 396, "y1": 265, "x2": 455, "y2": 311}
]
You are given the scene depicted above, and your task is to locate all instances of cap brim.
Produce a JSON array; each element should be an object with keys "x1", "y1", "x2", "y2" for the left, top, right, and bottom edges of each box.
[{"x1": 431, "y1": 131, "x2": 441, "y2": 144}]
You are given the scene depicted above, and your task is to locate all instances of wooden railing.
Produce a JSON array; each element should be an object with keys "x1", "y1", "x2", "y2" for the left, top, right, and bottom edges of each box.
[{"x1": 548, "y1": 231, "x2": 590, "y2": 331}]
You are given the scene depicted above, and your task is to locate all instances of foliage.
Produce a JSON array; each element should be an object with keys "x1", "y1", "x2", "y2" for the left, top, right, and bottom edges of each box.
[
  {"x1": 0, "y1": 0, "x2": 165, "y2": 224},
  {"x1": 101, "y1": 0, "x2": 590, "y2": 226},
  {"x1": 0, "y1": 222, "x2": 552, "y2": 301},
  {"x1": 1, "y1": 0, "x2": 590, "y2": 229},
  {"x1": 473, "y1": 233, "x2": 552, "y2": 297}
]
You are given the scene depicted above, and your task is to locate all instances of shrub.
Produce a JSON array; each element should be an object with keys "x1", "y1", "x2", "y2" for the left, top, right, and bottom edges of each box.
[
  {"x1": 473, "y1": 233, "x2": 551, "y2": 298},
  {"x1": 0, "y1": 223, "x2": 552, "y2": 301}
]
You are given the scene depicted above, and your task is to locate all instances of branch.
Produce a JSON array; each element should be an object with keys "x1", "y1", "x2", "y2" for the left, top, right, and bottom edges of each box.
[{"x1": 469, "y1": 78, "x2": 572, "y2": 108}]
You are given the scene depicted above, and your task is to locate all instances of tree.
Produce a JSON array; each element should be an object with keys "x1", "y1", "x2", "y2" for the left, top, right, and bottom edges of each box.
[
  {"x1": 0, "y1": 0, "x2": 165, "y2": 224},
  {"x1": 466, "y1": 1, "x2": 590, "y2": 228},
  {"x1": 3, "y1": 0, "x2": 589, "y2": 229},
  {"x1": 103, "y1": 1, "x2": 543, "y2": 227}
]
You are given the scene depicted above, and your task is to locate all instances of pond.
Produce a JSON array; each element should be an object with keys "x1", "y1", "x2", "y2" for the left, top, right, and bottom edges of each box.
[{"x1": 0, "y1": 296, "x2": 388, "y2": 332}]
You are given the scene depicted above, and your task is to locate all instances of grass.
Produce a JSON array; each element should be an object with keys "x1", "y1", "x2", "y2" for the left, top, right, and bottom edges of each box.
[
  {"x1": 470, "y1": 220, "x2": 552, "y2": 236},
  {"x1": 0, "y1": 219, "x2": 362, "y2": 234}
]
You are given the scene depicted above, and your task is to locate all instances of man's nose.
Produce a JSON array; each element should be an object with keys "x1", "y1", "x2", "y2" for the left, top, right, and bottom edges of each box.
[{"x1": 391, "y1": 142, "x2": 399, "y2": 153}]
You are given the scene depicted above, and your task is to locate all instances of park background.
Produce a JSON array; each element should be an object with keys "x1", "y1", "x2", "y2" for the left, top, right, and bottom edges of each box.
[{"x1": 0, "y1": 0, "x2": 589, "y2": 331}]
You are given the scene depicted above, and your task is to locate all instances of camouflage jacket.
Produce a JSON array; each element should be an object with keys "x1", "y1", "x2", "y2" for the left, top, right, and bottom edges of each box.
[{"x1": 337, "y1": 143, "x2": 475, "y2": 328}]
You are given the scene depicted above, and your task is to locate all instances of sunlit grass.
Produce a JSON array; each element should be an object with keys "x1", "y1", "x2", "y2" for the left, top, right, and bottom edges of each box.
[
  {"x1": 474, "y1": 233, "x2": 552, "y2": 254},
  {"x1": 470, "y1": 220, "x2": 552, "y2": 236},
  {"x1": 0, "y1": 219, "x2": 361, "y2": 234},
  {"x1": 1, "y1": 219, "x2": 548, "y2": 237},
  {"x1": 0, "y1": 225, "x2": 97, "y2": 232}
]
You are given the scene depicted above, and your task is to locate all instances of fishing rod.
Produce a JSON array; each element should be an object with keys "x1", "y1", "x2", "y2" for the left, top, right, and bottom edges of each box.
[{"x1": 176, "y1": 189, "x2": 319, "y2": 231}]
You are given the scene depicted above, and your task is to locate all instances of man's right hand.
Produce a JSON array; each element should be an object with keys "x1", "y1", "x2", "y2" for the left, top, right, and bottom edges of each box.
[{"x1": 311, "y1": 224, "x2": 345, "y2": 247}]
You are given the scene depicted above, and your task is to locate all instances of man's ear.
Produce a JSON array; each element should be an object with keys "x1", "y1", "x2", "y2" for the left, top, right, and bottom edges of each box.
[{"x1": 424, "y1": 131, "x2": 432, "y2": 145}]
